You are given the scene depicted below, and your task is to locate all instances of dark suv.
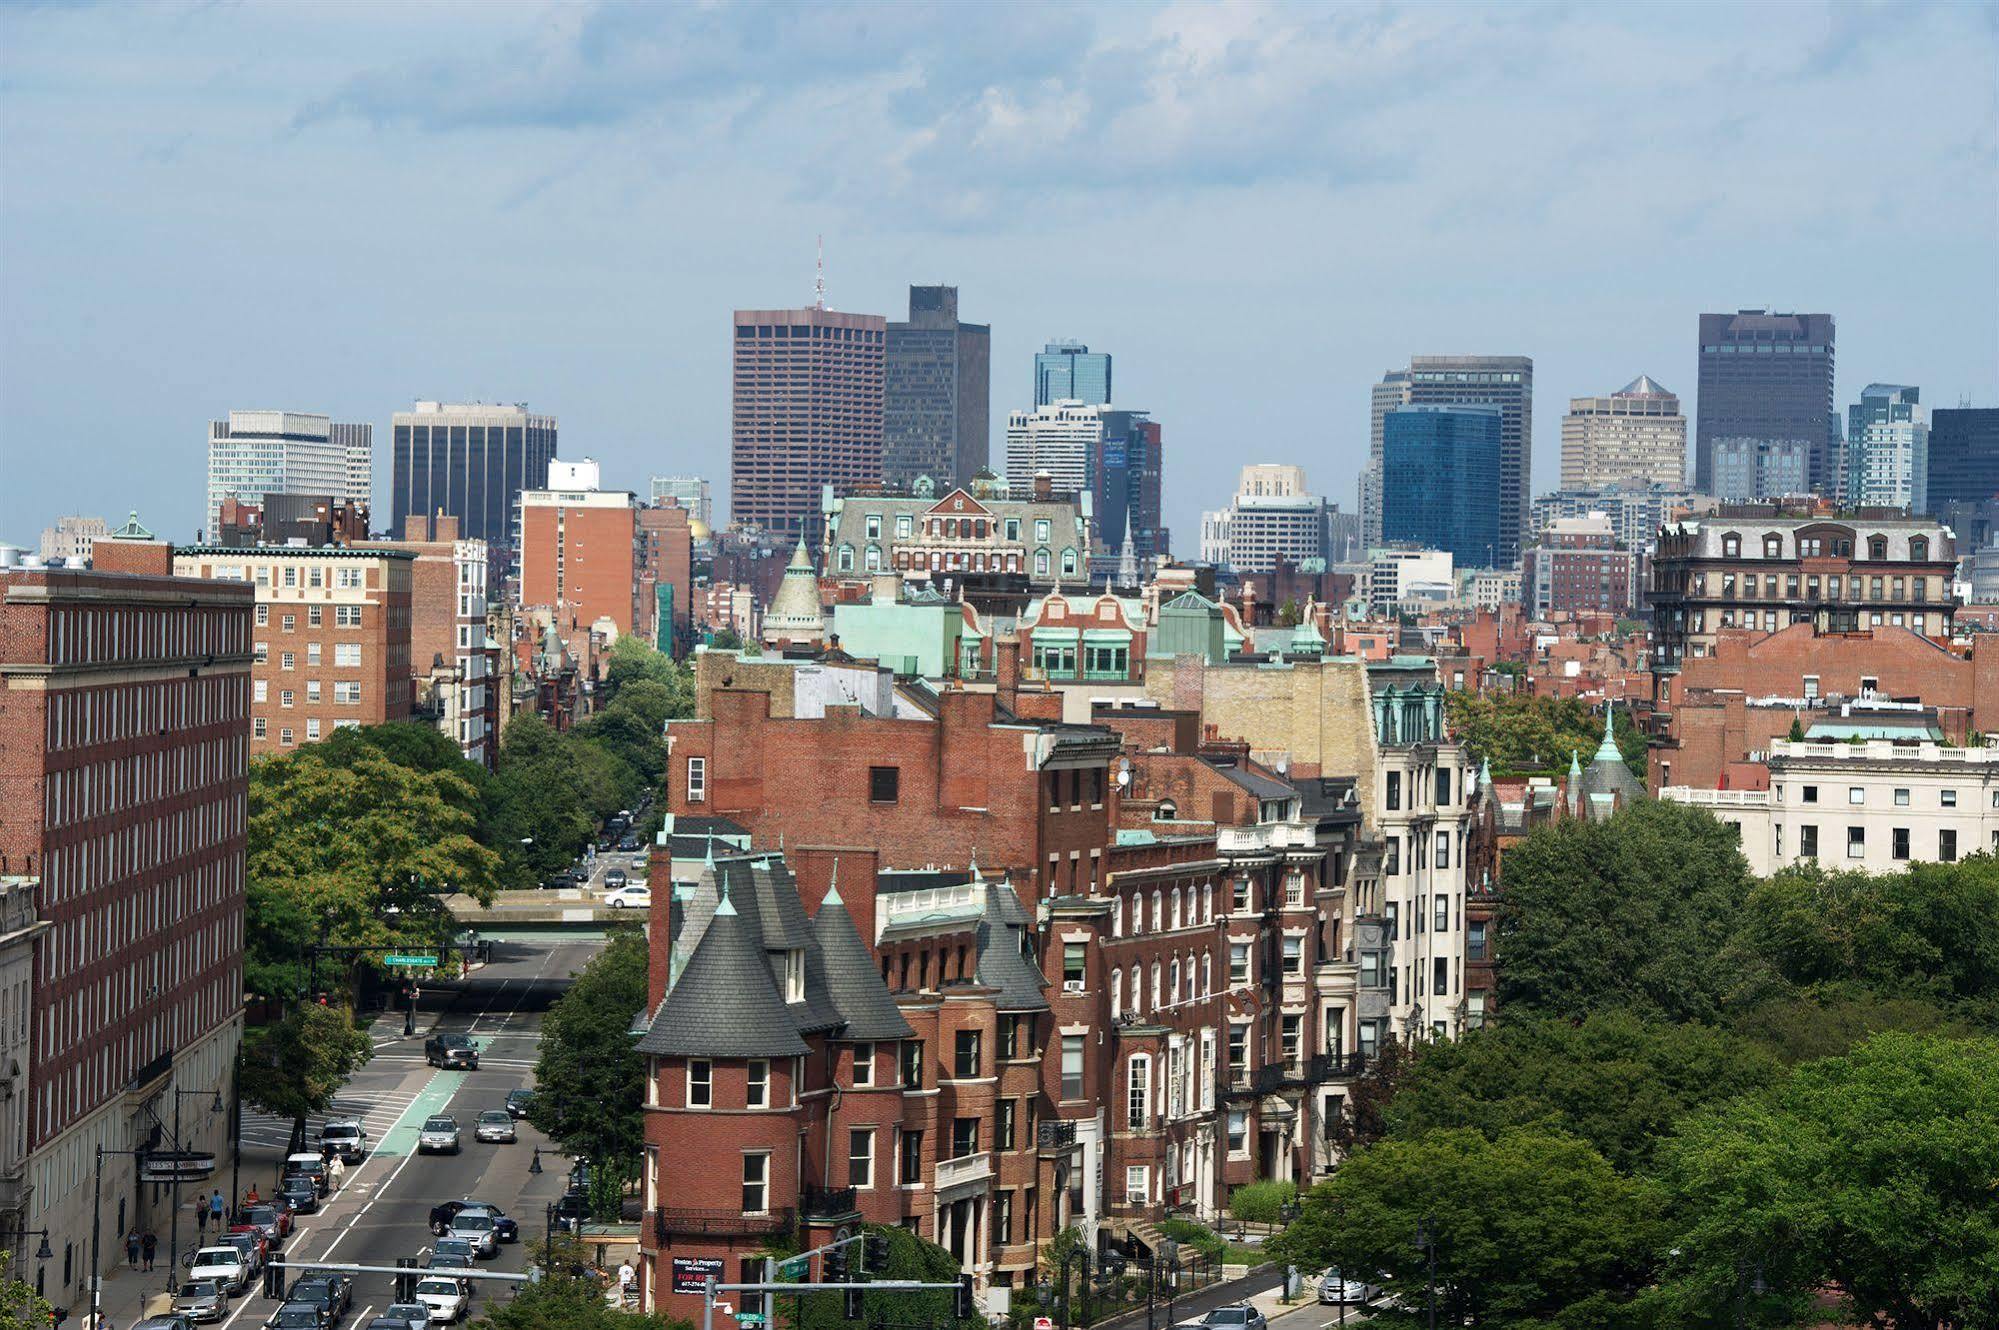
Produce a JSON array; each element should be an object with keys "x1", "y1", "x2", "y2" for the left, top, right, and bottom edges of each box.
[{"x1": 424, "y1": 1033, "x2": 479, "y2": 1070}]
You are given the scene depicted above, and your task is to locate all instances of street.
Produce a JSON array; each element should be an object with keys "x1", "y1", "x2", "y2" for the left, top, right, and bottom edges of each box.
[{"x1": 211, "y1": 937, "x2": 607, "y2": 1330}]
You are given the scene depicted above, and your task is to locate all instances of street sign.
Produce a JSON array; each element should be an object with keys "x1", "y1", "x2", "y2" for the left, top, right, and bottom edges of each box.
[
  {"x1": 776, "y1": 1258, "x2": 808, "y2": 1281},
  {"x1": 385, "y1": 954, "x2": 438, "y2": 968}
]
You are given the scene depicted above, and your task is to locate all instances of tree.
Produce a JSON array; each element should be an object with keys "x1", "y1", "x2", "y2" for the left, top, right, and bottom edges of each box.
[
  {"x1": 478, "y1": 1252, "x2": 690, "y2": 1330},
  {"x1": 1323, "y1": 1036, "x2": 1415, "y2": 1157},
  {"x1": 1496, "y1": 799, "x2": 1757, "y2": 1024},
  {"x1": 601, "y1": 636, "x2": 695, "y2": 715},
  {"x1": 527, "y1": 931, "x2": 648, "y2": 1204},
  {"x1": 0, "y1": 1253, "x2": 53, "y2": 1330},
  {"x1": 239, "y1": 1003, "x2": 372, "y2": 1147},
  {"x1": 1386, "y1": 1011, "x2": 1782, "y2": 1175},
  {"x1": 247, "y1": 742, "x2": 504, "y2": 1001},
  {"x1": 1270, "y1": 1127, "x2": 1665, "y2": 1328},
  {"x1": 1227, "y1": 1179, "x2": 1296, "y2": 1223},
  {"x1": 1786, "y1": 715, "x2": 1807, "y2": 742},
  {"x1": 1443, "y1": 692, "x2": 1646, "y2": 780},
  {"x1": 1729, "y1": 989, "x2": 1984, "y2": 1065},
  {"x1": 1655, "y1": 1034, "x2": 1999, "y2": 1330},
  {"x1": 784, "y1": 1224, "x2": 983, "y2": 1330}
]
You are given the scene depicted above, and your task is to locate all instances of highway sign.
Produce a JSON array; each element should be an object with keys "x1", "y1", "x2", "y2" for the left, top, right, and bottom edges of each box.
[{"x1": 385, "y1": 954, "x2": 438, "y2": 968}]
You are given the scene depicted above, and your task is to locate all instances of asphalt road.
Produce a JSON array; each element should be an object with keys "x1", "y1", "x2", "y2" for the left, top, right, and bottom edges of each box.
[{"x1": 220, "y1": 937, "x2": 606, "y2": 1330}]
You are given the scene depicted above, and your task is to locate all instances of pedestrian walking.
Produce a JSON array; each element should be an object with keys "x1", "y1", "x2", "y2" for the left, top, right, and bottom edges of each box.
[
  {"x1": 141, "y1": 1232, "x2": 157, "y2": 1273},
  {"x1": 124, "y1": 1230, "x2": 140, "y2": 1270},
  {"x1": 209, "y1": 1190, "x2": 225, "y2": 1223},
  {"x1": 196, "y1": 1201, "x2": 208, "y2": 1237}
]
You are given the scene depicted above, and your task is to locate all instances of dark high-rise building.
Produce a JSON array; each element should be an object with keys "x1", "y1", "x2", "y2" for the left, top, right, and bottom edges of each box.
[
  {"x1": 731, "y1": 305, "x2": 886, "y2": 543},
  {"x1": 883, "y1": 286, "x2": 990, "y2": 489},
  {"x1": 1092, "y1": 410, "x2": 1167, "y2": 562},
  {"x1": 390, "y1": 402, "x2": 558, "y2": 573},
  {"x1": 1381, "y1": 406, "x2": 1502, "y2": 567},
  {"x1": 1694, "y1": 311, "x2": 1837, "y2": 496},
  {"x1": 1404, "y1": 356, "x2": 1532, "y2": 565},
  {"x1": 1927, "y1": 408, "x2": 1999, "y2": 512},
  {"x1": 1034, "y1": 341, "x2": 1112, "y2": 407}
]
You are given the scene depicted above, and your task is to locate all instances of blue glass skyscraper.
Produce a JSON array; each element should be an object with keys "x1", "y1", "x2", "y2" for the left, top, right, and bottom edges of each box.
[
  {"x1": 1381, "y1": 406, "x2": 1503, "y2": 568},
  {"x1": 1034, "y1": 341, "x2": 1112, "y2": 407}
]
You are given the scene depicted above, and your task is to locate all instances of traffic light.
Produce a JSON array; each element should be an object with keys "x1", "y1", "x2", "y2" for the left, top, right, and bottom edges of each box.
[
  {"x1": 823, "y1": 1249, "x2": 849, "y2": 1283},
  {"x1": 843, "y1": 1287, "x2": 864, "y2": 1319},
  {"x1": 954, "y1": 1274, "x2": 974, "y2": 1319},
  {"x1": 863, "y1": 1234, "x2": 890, "y2": 1274}
]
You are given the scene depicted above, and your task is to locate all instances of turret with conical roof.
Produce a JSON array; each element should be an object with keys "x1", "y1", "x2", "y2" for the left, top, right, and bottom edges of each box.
[{"x1": 761, "y1": 539, "x2": 824, "y2": 647}]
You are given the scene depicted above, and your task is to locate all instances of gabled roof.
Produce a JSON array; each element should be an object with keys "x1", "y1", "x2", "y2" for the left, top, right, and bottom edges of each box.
[
  {"x1": 636, "y1": 890, "x2": 810, "y2": 1058},
  {"x1": 926, "y1": 488, "x2": 993, "y2": 517},
  {"x1": 1205, "y1": 757, "x2": 1295, "y2": 802},
  {"x1": 811, "y1": 870, "x2": 915, "y2": 1043},
  {"x1": 972, "y1": 881, "x2": 1049, "y2": 1013}
]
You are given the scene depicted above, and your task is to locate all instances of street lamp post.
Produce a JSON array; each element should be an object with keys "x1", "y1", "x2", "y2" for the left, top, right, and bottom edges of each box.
[
  {"x1": 1413, "y1": 1218, "x2": 1438, "y2": 1330},
  {"x1": 167, "y1": 1088, "x2": 224, "y2": 1294},
  {"x1": 0, "y1": 1229, "x2": 55, "y2": 1298}
]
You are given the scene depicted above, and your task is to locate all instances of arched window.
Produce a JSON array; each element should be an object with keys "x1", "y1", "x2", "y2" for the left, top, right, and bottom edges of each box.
[
  {"x1": 1169, "y1": 959, "x2": 1181, "y2": 1006},
  {"x1": 1202, "y1": 883, "x2": 1214, "y2": 921},
  {"x1": 1035, "y1": 550, "x2": 1050, "y2": 577},
  {"x1": 1062, "y1": 549, "x2": 1079, "y2": 576},
  {"x1": 1201, "y1": 953, "x2": 1212, "y2": 997},
  {"x1": 1155, "y1": 800, "x2": 1178, "y2": 821},
  {"x1": 1130, "y1": 964, "x2": 1143, "y2": 1015},
  {"x1": 1110, "y1": 968, "x2": 1123, "y2": 1019},
  {"x1": 863, "y1": 545, "x2": 880, "y2": 571},
  {"x1": 1764, "y1": 534, "x2": 1782, "y2": 558},
  {"x1": 1111, "y1": 897, "x2": 1125, "y2": 938},
  {"x1": 1172, "y1": 887, "x2": 1183, "y2": 930},
  {"x1": 1152, "y1": 890, "x2": 1164, "y2": 931},
  {"x1": 1150, "y1": 961, "x2": 1162, "y2": 1009}
]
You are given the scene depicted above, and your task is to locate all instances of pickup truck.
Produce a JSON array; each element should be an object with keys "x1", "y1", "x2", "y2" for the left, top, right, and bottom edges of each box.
[
  {"x1": 188, "y1": 1247, "x2": 249, "y2": 1296},
  {"x1": 424, "y1": 1033, "x2": 479, "y2": 1070}
]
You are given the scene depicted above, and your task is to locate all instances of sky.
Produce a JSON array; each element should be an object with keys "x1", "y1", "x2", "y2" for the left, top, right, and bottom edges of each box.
[{"x1": 2, "y1": 0, "x2": 1995, "y2": 548}]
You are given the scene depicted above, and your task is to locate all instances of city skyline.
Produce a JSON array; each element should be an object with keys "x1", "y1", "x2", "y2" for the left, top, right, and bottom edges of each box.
[{"x1": 2, "y1": 3, "x2": 1995, "y2": 547}]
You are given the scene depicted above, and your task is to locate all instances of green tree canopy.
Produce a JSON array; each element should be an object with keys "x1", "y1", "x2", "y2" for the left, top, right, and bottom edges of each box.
[
  {"x1": 1444, "y1": 691, "x2": 1646, "y2": 780},
  {"x1": 1271, "y1": 1126, "x2": 1666, "y2": 1328},
  {"x1": 239, "y1": 1002, "x2": 371, "y2": 1124},
  {"x1": 0, "y1": 1252, "x2": 54, "y2": 1330},
  {"x1": 1324, "y1": 1036, "x2": 1416, "y2": 1158},
  {"x1": 478, "y1": 1248, "x2": 690, "y2": 1330},
  {"x1": 1386, "y1": 1011, "x2": 1782, "y2": 1174},
  {"x1": 781, "y1": 1224, "x2": 982, "y2": 1330},
  {"x1": 1656, "y1": 1033, "x2": 1999, "y2": 1330},
  {"x1": 1728, "y1": 988, "x2": 1985, "y2": 1065},
  {"x1": 527, "y1": 931, "x2": 648, "y2": 1193},
  {"x1": 1495, "y1": 799, "x2": 1756, "y2": 1024}
]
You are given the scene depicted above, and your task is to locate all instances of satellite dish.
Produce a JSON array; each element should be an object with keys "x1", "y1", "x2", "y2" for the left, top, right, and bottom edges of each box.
[{"x1": 1116, "y1": 757, "x2": 1131, "y2": 788}]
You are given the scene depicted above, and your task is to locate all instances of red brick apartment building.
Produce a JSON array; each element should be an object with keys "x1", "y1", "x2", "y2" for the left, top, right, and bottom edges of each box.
[
  {"x1": 0, "y1": 549, "x2": 249, "y2": 1296},
  {"x1": 173, "y1": 545, "x2": 413, "y2": 754},
  {"x1": 358, "y1": 515, "x2": 496, "y2": 767},
  {"x1": 636, "y1": 503, "x2": 693, "y2": 648},
  {"x1": 519, "y1": 486, "x2": 639, "y2": 637}
]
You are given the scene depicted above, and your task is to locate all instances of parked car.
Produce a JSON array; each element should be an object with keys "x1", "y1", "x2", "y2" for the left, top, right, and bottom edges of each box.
[
  {"x1": 604, "y1": 883, "x2": 650, "y2": 910},
  {"x1": 561, "y1": 866, "x2": 589, "y2": 885},
  {"x1": 424, "y1": 1033, "x2": 479, "y2": 1070},
  {"x1": 379, "y1": 1304, "x2": 432, "y2": 1330},
  {"x1": 550, "y1": 1190, "x2": 588, "y2": 1233},
  {"x1": 417, "y1": 1115, "x2": 462, "y2": 1154},
  {"x1": 135, "y1": 1315, "x2": 196, "y2": 1330},
  {"x1": 284, "y1": 1153, "x2": 332, "y2": 1195},
  {"x1": 188, "y1": 1248, "x2": 249, "y2": 1296},
  {"x1": 235, "y1": 1203, "x2": 291, "y2": 1246},
  {"x1": 602, "y1": 869, "x2": 628, "y2": 890},
  {"x1": 412, "y1": 1278, "x2": 468, "y2": 1325},
  {"x1": 504, "y1": 1089, "x2": 535, "y2": 1119},
  {"x1": 1179, "y1": 1306, "x2": 1267, "y2": 1330},
  {"x1": 218, "y1": 1229, "x2": 266, "y2": 1274},
  {"x1": 1317, "y1": 1269, "x2": 1380, "y2": 1306},
  {"x1": 173, "y1": 1281, "x2": 230, "y2": 1323},
  {"x1": 473, "y1": 1110, "x2": 516, "y2": 1144},
  {"x1": 448, "y1": 1210, "x2": 499, "y2": 1258},
  {"x1": 452, "y1": 1200, "x2": 519, "y2": 1243},
  {"x1": 319, "y1": 1120, "x2": 368, "y2": 1163},
  {"x1": 265, "y1": 1301, "x2": 330, "y2": 1330},
  {"x1": 277, "y1": 1177, "x2": 320, "y2": 1214}
]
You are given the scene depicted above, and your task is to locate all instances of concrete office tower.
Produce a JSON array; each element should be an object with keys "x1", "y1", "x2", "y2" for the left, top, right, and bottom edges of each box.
[
  {"x1": 732, "y1": 305, "x2": 886, "y2": 543},
  {"x1": 1381, "y1": 406, "x2": 1503, "y2": 568},
  {"x1": 1004, "y1": 401, "x2": 1164, "y2": 560},
  {"x1": 336, "y1": 421, "x2": 374, "y2": 516},
  {"x1": 389, "y1": 401, "x2": 559, "y2": 569},
  {"x1": 1560, "y1": 375, "x2": 1686, "y2": 491},
  {"x1": 884, "y1": 285, "x2": 990, "y2": 489},
  {"x1": 1846, "y1": 384, "x2": 1929, "y2": 513},
  {"x1": 1927, "y1": 408, "x2": 1999, "y2": 516},
  {"x1": 1005, "y1": 401, "x2": 1104, "y2": 498},
  {"x1": 38, "y1": 514, "x2": 108, "y2": 563},
  {"x1": 1402, "y1": 357, "x2": 1533, "y2": 564},
  {"x1": 1200, "y1": 465, "x2": 1344, "y2": 572},
  {"x1": 1034, "y1": 341, "x2": 1112, "y2": 407},
  {"x1": 1362, "y1": 369, "x2": 1412, "y2": 548},
  {"x1": 207, "y1": 410, "x2": 363, "y2": 536},
  {"x1": 649, "y1": 475, "x2": 714, "y2": 529},
  {"x1": 1695, "y1": 311, "x2": 1837, "y2": 495},
  {"x1": 1711, "y1": 437, "x2": 1811, "y2": 501}
]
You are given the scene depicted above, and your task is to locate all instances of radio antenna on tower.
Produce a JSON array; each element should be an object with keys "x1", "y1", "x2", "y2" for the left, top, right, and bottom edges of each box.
[{"x1": 814, "y1": 235, "x2": 825, "y2": 311}]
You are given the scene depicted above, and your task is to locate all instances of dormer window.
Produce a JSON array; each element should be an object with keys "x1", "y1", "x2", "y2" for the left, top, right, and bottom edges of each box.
[
  {"x1": 1722, "y1": 533, "x2": 1741, "y2": 558},
  {"x1": 1869, "y1": 536, "x2": 1888, "y2": 560},
  {"x1": 1763, "y1": 535, "x2": 1782, "y2": 558},
  {"x1": 1909, "y1": 537, "x2": 1929, "y2": 561},
  {"x1": 785, "y1": 949, "x2": 805, "y2": 1003}
]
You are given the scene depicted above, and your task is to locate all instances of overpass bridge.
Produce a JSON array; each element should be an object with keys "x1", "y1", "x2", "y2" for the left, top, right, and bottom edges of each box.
[{"x1": 443, "y1": 888, "x2": 645, "y2": 942}]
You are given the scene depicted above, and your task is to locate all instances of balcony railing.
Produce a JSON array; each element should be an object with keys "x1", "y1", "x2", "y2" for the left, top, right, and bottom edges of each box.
[
  {"x1": 653, "y1": 1207, "x2": 794, "y2": 1239},
  {"x1": 801, "y1": 1185, "x2": 858, "y2": 1221},
  {"x1": 1221, "y1": 1052, "x2": 1367, "y2": 1098},
  {"x1": 1036, "y1": 1119, "x2": 1078, "y2": 1152},
  {"x1": 935, "y1": 1152, "x2": 992, "y2": 1191}
]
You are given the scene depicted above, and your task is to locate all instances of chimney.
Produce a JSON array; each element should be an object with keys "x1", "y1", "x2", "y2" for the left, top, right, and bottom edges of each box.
[{"x1": 1033, "y1": 471, "x2": 1053, "y2": 501}]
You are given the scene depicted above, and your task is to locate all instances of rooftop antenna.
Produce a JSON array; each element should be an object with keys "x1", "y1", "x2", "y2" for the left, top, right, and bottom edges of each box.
[{"x1": 814, "y1": 235, "x2": 826, "y2": 311}]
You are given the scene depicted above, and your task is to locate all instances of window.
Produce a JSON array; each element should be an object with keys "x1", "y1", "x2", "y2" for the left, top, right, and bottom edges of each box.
[
  {"x1": 1385, "y1": 900, "x2": 1399, "y2": 941},
  {"x1": 306, "y1": 681, "x2": 321, "y2": 703},
  {"x1": 1894, "y1": 788, "x2": 1911, "y2": 807},
  {"x1": 688, "y1": 1061, "x2": 712, "y2": 1107},
  {"x1": 1125, "y1": 1166, "x2": 1150, "y2": 1207},
  {"x1": 308, "y1": 606, "x2": 322, "y2": 626},
  {"x1": 1226, "y1": 1109, "x2": 1248, "y2": 1156},
  {"x1": 1802, "y1": 785, "x2": 1819, "y2": 804},
  {"x1": 993, "y1": 1193, "x2": 1013, "y2": 1247},
  {"x1": 898, "y1": 1129, "x2": 924, "y2": 1185},
  {"x1": 998, "y1": 1015, "x2": 1023, "y2": 1060},
  {"x1": 1385, "y1": 771, "x2": 1401, "y2": 811},
  {"x1": 336, "y1": 567, "x2": 363, "y2": 589},
  {"x1": 254, "y1": 605, "x2": 269, "y2": 626},
  {"x1": 1942, "y1": 789, "x2": 1958, "y2": 808},
  {"x1": 997, "y1": 1100, "x2": 1017, "y2": 1151},
  {"x1": 334, "y1": 605, "x2": 362, "y2": 627},
  {"x1": 1035, "y1": 520, "x2": 1051, "y2": 543},
  {"x1": 282, "y1": 567, "x2": 297, "y2": 588},
  {"x1": 1848, "y1": 826, "x2": 1866, "y2": 859},
  {"x1": 1940, "y1": 829, "x2": 1958, "y2": 862},
  {"x1": 954, "y1": 1030, "x2": 981, "y2": 1079},
  {"x1": 334, "y1": 643, "x2": 361, "y2": 667},
  {"x1": 1892, "y1": 828, "x2": 1910, "y2": 861},
  {"x1": 280, "y1": 689, "x2": 295, "y2": 709},
  {"x1": 1062, "y1": 942, "x2": 1087, "y2": 987},
  {"x1": 1849, "y1": 787, "x2": 1866, "y2": 805},
  {"x1": 306, "y1": 719, "x2": 320, "y2": 740},
  {"x1": 1467, "y1": 921, "x2": 1488, "y2": 962},
  {"x1": 746, "y1": 1059, "x2": 769, "y2": 1107},
  {"x1": 900, "y1": 1040, "x2": 924, "y2": 1088},
  {"x1": 741, "y1": 1153, "x2": 769, "y2": 1214},
  {"x1": 1435, "y1": 831, "x2": 1450, "y2": 869},
  {"x1": 253, "y1": 680, "x2": 268, "y2": 703},
  {"x1": 1434, "y1": 894, "x2": 1450, "y2": 932},
  {"x1": 1229, "y1": 942, "x2": 1249, "y2": 985},
  {"x1": 253, "y1": 717, "x2": 267, "y2": 740},
  {"x1": 1282, "y1": 936, "x2": 1302, "y2": 975},
  {"x1": 1384, "y1": 838, "x2": 1400, "y2": 876},
  {"x1": 1060, "y1": 1035, "x2": 1084, "y2": 1100},
  {"x1": 1232, "y1": 878, "x2": 1249, "y2": 911},
  {"x1": 306, "y1": 642, "x2": 321, "y2": 666},
  {"x1": 869, "y1": 766, "x2": 899, "y2": 803},
  {"x1": 1227, "y1": 1025, "x2": 1248, "y2": 1081},
  {"x1": 334, "y1": 682, "x2": 361, "y2": 704},
  {"x1": 1722, "y1": 534, "x2": 1740, "y2": 557},
  {"x1": 1433, "y1": 957, "x2": 1449, "y2": 997},
  {"x1": 1281, "y1": 1014, "x2": 1301, "y2": 1065},
  {"x1": 1284, "y1": 872, "x2": 1304, "y2": 907},
  {"x1": 952, "y1": 1117, "x2": 980, "y2": 1158},
  {"x1": 1800, "y1": 825, "x2": 1819, "y2": 857},
  {"x1": 280, "y1": 652, "x2": 295, "y2": 671}
]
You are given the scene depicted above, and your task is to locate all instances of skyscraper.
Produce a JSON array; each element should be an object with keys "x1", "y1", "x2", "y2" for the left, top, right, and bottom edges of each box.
[
  {"x1": 336, "y1": 421, "x2": 374, "y2": 515},
  {"x1": 731, "y1": 305, "x2": 886, "y2": 543},
  {"x1": 1695, "y1": 311, "x2": 1837, "y2": 495},
  {"x1": 1711, "y1": 437, "x2": 1811, "y2": 501},
  {"x1": 389, "y1": 401, "x2": 559, "y2": 572},
  {"x1": 1926, "y1": 408, "x2": 1999, "y2": 514},
  {"x1": 1846, "y1": 384, "x2": 1928, "y2": 513},
  {"x1": 1381, "y1": 406, "x2": 1502, "y2": 567},
  {"x1": 1362, "y1": 369, "x2": 1412, "y2": 549},
  {"x1": 1560, "y1": 375, "x2": 1686, "y2": 491},
  {"x1": 1004, "y1": 401, "x2": 1102, "y2": 497},
  {"x1": 207, "y1": 410, "x2": 368, "y2": 536},
  {"x1": 1034, "y1": 341, "x2": 1112, "y2": 407},
  {"x1": 1004, "y1": 401, "x2": 1165, "y2": 561},
  {"x1": 884, "y1": 285, "x2": 990, "y2": 489},
  {"x1": 649, "y1": 475, "x2": 714, "y2": 529},
  {"x1": 1402, "y1": 356, "x2": 1532, "y2": 564}
]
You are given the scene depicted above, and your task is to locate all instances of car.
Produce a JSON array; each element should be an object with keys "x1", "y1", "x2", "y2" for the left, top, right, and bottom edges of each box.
[
  {"x1": 604, "y1": 883, "x2": 650, "y2": 910},
  {"x1": 561, "y1": 866, "x2": 589, "y2": 885},
  {"x1": 278, "y1": 1177, "x2": 320, "y2": 1214},
  {"x1": 319, "y1": 1121, "x2": 368, "y2": 1164},
  {"x1": 602, "y1": 869, "x2": 628, "y2": 890},
  {"x1": 1182, "y1": 1306, "x2": 1267, "y2": 1330},
  {"x1": 616, "y1": 834, "x2": 641, "y2": 852},
  {"x1": 448, "y1": 1211, "x2": 499, "y2": 1257},
  {"x1": 417, "y1": 1115, "x2": 462, "y2": 1154},
  {"x1": 473, "y1": 1110, "x2": 516, "y2": 1144},
  {"x1": 540, "y1": 874, "x2": 572, "y2": 891},
  {"x1": 430, "y1": 1237, "x2": 475, "y2": 1263},
  {"x1": 285, "y1": 1153, "x2": 332, "y2": 1194},
  {"x1": 238, "y1": 1204, "x2": 292, "y2": 1244},
  {"x1": 452, "y1": 1201, "x2": 519, "y2": 1243},
  {"x1": 218, "y1": 1229, "x2": 266, "y2": 1274},
  {"x1": 550, "y1": 1190, "x2": 588, "y2": 1233},
  {"x1": 188, "y1": 1247, "x2": 249, "y2": 1295},
  {"x1": 173, "y1": 1282, "x2": 230, "y2": 1323},
  {"x1": 135, "y1": 1313, "x2": 197, "y2": 1330},
  {"x1": 287, "y1": 1275, "x2": 353, "y2": 1326},
  {"x1": 412, "y1": 1278, "x2": 468, "y2": 1325},
  {"x1": 504, "y1": 1089, "x2": 535, "y2": 1119},
  {"x1": 424, "y1": 1033, "x2": 479, "y2": 1070},
  {"x1": 1317, "y1": 1269, "x2": 1380, "y2": 1306},
  {"x1": 266, "y1": 1302, "x2": 330, "y2": 1330},
  {"x1": 366, "y1": 1320, "x2": 419, "y2": 1330},
  {"x1": 379, "y1": 1304, "x2": 432, "y2": 1330},
  {"x1": 424, "y1": 1253, "x2": 472, "y2": 1275}
]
